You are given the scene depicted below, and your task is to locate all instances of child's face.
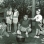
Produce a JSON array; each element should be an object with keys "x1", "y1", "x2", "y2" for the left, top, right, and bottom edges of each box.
[
  {"x1": 23, "y1": 15, "x2": 28, "y2": 20},
  {"x1": 36, "y1": 11, "x2": 40, "y2": 15},
  {"x1": 9, "y1": 8, "x2": 12, "y2": 11}
]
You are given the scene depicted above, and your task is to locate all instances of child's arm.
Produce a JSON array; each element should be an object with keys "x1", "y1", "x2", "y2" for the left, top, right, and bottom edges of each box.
[{"x1": 39, "y1": 24, "x2": 43, "y2": 31}]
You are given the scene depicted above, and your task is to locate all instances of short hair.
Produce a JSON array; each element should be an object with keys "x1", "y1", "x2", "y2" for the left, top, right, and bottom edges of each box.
[{"x1": 23, "y1": 15, "x2": 28, "y2": 17}]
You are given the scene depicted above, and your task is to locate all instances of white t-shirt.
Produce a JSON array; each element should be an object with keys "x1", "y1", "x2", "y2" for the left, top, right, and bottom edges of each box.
[
  {"x1": 13, "y1": 11, "x2": 19, "y2": 24},
  {"x1": 34, "y1": 15, "x2": 42, "y2": 23}
]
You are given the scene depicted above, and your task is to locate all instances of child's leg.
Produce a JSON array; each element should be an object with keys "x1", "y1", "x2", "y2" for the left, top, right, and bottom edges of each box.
[
  {"x1": 25, "y1": 28, "x2": 29, "y2": 37},
  {"x1": 7, "y1": 24, "x2": 9, "y2": 32},
  {"x1": 36, "y1": 29, "x2": 39, "y2": 35},
  {"x1": 10, "y1": 24, "x2": 11, "y2": 32},
  {"x1": 34, "y1": 29, "x2": 40, "y2": 38},
  {"x1": 12, "y1": 23, "x2": 17, "y2": 34},
  {"x1": 25, "y1": 31, "x2": 29, "y2": 37},
  {"x1": 0, "y1": 29, "x2": 3, "y2": 38},
  {"x1": 36, "y1": 25, "x2": 40, "y2": 36},
  {"x1": 14, "y1": 23, "x2": 17, "y2": 33}
]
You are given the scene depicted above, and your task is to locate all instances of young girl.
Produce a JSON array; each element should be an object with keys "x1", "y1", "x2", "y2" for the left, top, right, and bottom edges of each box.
[
  {"x1": 6, "y1": 7, "x2": 13, "y2": 32},
  {"x1": 12, "y1": 8, "x2": 19, "y2": 34}
]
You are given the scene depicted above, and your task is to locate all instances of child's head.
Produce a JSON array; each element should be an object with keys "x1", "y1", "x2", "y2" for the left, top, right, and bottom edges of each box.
[
  {"x1": 14, "y1": 8, "x2": 17, "y2": 12},
  {"x1": 36, "y1": 8, "x2": 41, "y2": 11},
  {"x1": 23, "y1": 15, "x2": 28, "y2": 20},
  {"x1": 9, "y1": 7, "x2": 12, "y2": 11},
  {"x1": 36, "y1": 9, "x2": 41, "y2": 15}
]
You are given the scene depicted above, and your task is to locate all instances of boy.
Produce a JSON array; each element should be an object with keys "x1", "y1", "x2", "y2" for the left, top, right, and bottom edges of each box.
[{"x1": 17, "y1": 15, "x2": 31, "y2": 37}]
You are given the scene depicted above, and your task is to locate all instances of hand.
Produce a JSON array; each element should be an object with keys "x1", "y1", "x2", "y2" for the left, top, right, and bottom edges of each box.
[{"x1": 17, "y1": 30, "x2": 21, "y2": 35}]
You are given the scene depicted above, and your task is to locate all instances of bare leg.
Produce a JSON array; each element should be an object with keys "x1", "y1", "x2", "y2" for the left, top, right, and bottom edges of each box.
[
  {"x1": 36, "y1": 29, "x2": 39, "y2": 35},
  {"x1": 14, "y1": 23, "x2": 17, "y2": 33},
  {"x1": 7, "y1": 24, "x2": 9, "y2": 32},
  {"x1": 12, "y1": 23, "x2": 17, "y2": 34},
  {"x1": 10, "y1": 24, "x2": 11, "y2": 32}
]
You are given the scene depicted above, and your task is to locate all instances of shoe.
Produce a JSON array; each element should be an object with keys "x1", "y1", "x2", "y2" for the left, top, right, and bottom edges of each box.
[{"x1": 34, "y1": 36, "x2": 40, "y2": 38}]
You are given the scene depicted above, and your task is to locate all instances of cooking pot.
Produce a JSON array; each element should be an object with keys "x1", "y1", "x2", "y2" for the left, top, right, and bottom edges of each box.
[{"x1": 16, "y1": 35, "x2": 25, "y2": 42}]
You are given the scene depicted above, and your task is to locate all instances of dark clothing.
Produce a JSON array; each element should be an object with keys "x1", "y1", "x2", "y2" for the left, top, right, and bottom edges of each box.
[
  {"x1": 35, "y1": 21, "x2": 41, "y2": 29},
  {"x1": 20, "y1": 19, "x2": 31, "y2": 28}
]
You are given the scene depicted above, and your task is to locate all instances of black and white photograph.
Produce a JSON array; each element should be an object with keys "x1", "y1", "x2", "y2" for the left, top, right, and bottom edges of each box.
[{"x1": 0, "y1": 0, "x2": 44, "y2": 44}]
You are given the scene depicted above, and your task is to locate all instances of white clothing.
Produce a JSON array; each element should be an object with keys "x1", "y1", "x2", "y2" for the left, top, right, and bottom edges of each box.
[
  {"x1": 14, "y1": 11, "x2": 19, "y2": 17},
  {"x1": 13, "y1": 11, "x2": 19, "y2": 24},
  {"x1": 13, "y1": 18, "x2": 18, "y2": 24},
  {"x1": 7, "y1": 11, "x2": 12, "y2": 15},
  {"x1": 34, "y1": 15, "x2": 42, "y2": 23},
  {"x1": 6, "y1": 17, "x2": 12, "y2": 24}
]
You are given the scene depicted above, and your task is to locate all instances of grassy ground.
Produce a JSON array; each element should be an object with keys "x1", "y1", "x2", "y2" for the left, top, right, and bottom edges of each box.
[
  {"x1": 0, "y1": 26, "x2": 44, "y2": 44},
  {"x1": 0, "y1": 8, "x2": 44, "y2": 44}
]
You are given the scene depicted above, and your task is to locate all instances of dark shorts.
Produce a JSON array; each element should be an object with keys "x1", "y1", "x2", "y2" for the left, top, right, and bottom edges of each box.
[{"x1": 35, "y1": 22, "x2": 40, "y2": 29}]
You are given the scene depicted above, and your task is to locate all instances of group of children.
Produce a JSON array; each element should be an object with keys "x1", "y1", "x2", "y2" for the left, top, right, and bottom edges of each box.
[
  {"x1": 0, "y1": 8, "x2": 44, "y2": 38},
  {"x1": 0, "y1": 7, "x2": 19, "y2": 38},
  {"x1": 17, "y1": 9, "x2": 43, "y2": 38},
  {"x1": 6, "y1": 7, "x2": 19, "y2": 34}
]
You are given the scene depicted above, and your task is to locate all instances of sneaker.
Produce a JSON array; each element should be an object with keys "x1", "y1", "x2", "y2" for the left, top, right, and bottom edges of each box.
[{"x1": 34, "y1": 36, "x2": 40, "y2": 38}]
